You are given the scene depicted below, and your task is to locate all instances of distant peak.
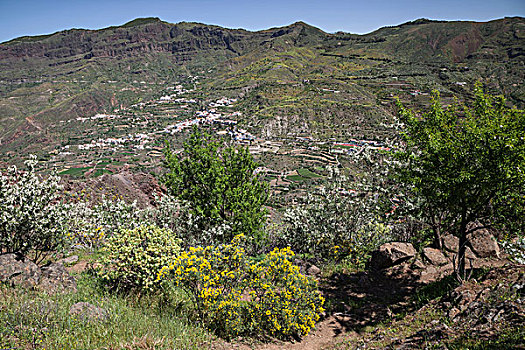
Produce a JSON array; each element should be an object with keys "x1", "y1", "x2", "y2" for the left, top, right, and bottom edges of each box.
[
  {"x1": 292, "y1": 21, "x2": 308, "y2": 26},
  {"x1": 289, "y1": 21, "x2": 318, "y2": 29},
  {"x1": 121, "y1": 17, "x2": 163, "y2": 28},
  {"x1": 400, "y1": 18, "x2": 447, "y2": 26}
]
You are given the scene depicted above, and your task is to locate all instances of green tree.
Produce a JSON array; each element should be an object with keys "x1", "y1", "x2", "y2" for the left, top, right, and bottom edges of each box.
[
  {"x1": 163, "y1": 127, "x2": 268, "y2": 245},
  {"x1": 396, "y1": 85, "x2": 525, "y2": 280}
]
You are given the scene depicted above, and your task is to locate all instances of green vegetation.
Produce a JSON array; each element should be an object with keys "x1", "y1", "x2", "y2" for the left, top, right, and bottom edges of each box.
[
  {"x1": 98, "y1": 225, "x2": 181, "y2": 293},
  {"x1": 0, "y1": 274, "x2": 210, "y2": 349},
  {"x1": 396, "y1": 85, "x2": 525, "y2": 279},
  {"x1": 158, "y1": 234, "x2": 325, "y2": 340},
  {"x1": 286, "y1": 168, "x2": 323, "y2": 182},
  {"x1": 280, "y1": 169, "x2": 389, "y2": 265},
  {"x1": 59, "y1": 167, "x2": 92, "y2": 177},
  {"x1": 0, "y1": 15, "x2": 524, "y2": 348},
  {"x1": 163, "y1": 127, "x2": 269, "y2": 246}
]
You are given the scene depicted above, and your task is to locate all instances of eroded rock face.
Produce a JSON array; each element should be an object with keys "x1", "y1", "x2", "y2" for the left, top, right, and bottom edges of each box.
[
  {"x1": 0, "y1": 253, "x2": 41, "y2": 288},
  {"x1": 370, "y1": 242, "x2": 417, "y2": 270}
]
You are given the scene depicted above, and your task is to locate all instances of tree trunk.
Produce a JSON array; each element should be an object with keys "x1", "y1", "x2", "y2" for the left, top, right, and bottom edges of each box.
[
  {"x1": 430, "y1": 211, "x2": 445, "y2": 251},
  {"x1": 434, "y1": 225, "x2": 443, "y2": 250},
  {"x1": 456, "y1": 209, "x2": 469, "y2": 282}
]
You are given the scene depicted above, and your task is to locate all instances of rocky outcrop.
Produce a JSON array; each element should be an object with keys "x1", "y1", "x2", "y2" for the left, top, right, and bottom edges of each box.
[
  {"x1": 369, "y1": 228, "x2": 507, "y2": 285},
  {"x1": 370, "y1": 242, "x2": 417, "y2": 270},
  {"x1": 0, "y1": 253, "x2": 77, "y2": 293},
  {"x1": 442, "y1": 265, "x2": 524, "y2": 336},
  {"x1": 0, "y1": 253, "x2": 41, "y2": 289}
]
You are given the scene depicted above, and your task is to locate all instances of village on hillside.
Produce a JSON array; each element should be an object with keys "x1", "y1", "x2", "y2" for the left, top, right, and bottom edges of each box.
[{"x1": 29, "y1": 75, "x2": 394, "y2": 197}]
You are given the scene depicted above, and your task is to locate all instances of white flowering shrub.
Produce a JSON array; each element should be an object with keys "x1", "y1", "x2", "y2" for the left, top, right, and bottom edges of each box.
[
  {"x1": 140, "y1": 194, "x2": 182, "y2": 232},
  {"x1": 280, "y1": 168, "x2": 391, "y2": 266},
  {"x1": 64, "y1": 196, "x2": 143, "y2": 249},
  {"x1": 0, "y1": 156, "x2": 67, "y2": 263},
  {"x1": 500, "y1": 235, "x2": 525, "y2": 264},
  {"x1": 64, "y1": 193, "x2": 215, "y2": 251},
  {"x1": 142, "y1": 194, "x2": 240, "y2": 250}
]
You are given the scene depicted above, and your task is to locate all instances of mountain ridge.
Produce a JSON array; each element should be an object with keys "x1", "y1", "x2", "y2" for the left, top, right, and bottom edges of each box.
[{"x1": 0, "y1": 16, "x2": 523, "y2": 161}]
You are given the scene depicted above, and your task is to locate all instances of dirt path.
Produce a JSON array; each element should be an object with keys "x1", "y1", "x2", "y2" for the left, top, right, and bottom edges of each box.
[
  {"x1": 252, "y1": 316, "x2": 358, "y2": 350},
  {"x1": 211, "y1": 269, "x2": 421, "y2": 350}
]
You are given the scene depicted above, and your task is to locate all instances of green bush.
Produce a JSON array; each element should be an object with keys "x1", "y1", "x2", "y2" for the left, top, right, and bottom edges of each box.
[
  {"x1": 158, "y1": 235, "x2": 325, "y2": 340},
  {"x1": 163, "y1": 127, "x2": 269, "y2": 248},
  {"x1": 99, "y1": 225, "x2": 181, "y2": 293}
]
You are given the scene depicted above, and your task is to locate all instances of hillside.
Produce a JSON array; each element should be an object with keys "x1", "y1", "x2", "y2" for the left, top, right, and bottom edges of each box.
[
  {"x1": 0, "y1": 16, "x2": 524, "y2": 349},
  {"x1": 0, "y1": 17, "x2": 523, "y2": 178}
]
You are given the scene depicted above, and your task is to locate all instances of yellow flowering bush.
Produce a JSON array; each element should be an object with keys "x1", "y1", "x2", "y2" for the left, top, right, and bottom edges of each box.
[
  {"x1": 158, "y1": 235, "x2": 324, "y2": 339},
  {"x1": 99, "y1": 225, "x2": 181, "y2": 293}
]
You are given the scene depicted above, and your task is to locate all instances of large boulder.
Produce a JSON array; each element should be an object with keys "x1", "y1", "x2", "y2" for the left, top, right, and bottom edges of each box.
[
  {"x1": 467, "y1": 226, "x2": 501, "y2": 259},
  {"x1": 442, "y1": 234, "x2": 460, "y2": 253},
  {"x1": 0, "y1": 253, "x2": 41, "y2": 288},
  {"x1": 370, "y1": 242, "x2": 417, "y2": 270},
  {"x1": 423, "y1": 247, "x2": 448, "y2": 266}
]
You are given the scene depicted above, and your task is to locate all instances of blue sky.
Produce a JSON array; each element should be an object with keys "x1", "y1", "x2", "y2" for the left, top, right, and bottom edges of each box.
[{"x1": 0, "y1": 0, "x2": 524, "y2": 43}]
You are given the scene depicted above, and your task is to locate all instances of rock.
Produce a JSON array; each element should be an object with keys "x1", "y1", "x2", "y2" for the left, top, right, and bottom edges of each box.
[
  {"x1": 411, "y1": 259, "x2": 426, "y2": 269},
  {"x1": 370, "y1": 242, "x2": 417, "y2": 270},
  {"x1": 69, "y1": 302, "x2": 108, "y2": 322},
  {"x1": 39, "y1": 262, "x2": 77, "y2": 293},
  {"x1": 442, "y1": 234, "x2": 459, "y2": 252},
  {"x1": 294, "y1": 258, "x2": 307, "y2": 274},
  {"x1": 423, "y1": 247, "x2": 448, "y2": 266},
  {"x1": 419, "y1": 265, "x2": 440, "y2": 284},
  {"x1": 0, "y1": 253, "x2": 41, "y2": 288},
  {"x1": 448, "y1": 307, "x2": 460, "y2": 320},
  {"x1": 467, "y1": 227, "x2": 500, "y2": 258},
  {"x1": 58, "y1": 255, "x2": 79, "y2": 265},
  {"x1": 306, "y1": 264, "x2": 321, "y2": 276},
  {"x1": 465, "y1": 247, "x2": 477, "y2": 259}
]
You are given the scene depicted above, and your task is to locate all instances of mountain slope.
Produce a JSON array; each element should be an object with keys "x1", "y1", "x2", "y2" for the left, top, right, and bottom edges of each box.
[{"x1": 0, "y1": 17, "x2": 523, "y2": 159}]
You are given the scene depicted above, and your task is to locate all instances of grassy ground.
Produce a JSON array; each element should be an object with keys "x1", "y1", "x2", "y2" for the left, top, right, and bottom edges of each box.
[{"x1": 0, "y1": 273, "x2": 212, "y2": 349}]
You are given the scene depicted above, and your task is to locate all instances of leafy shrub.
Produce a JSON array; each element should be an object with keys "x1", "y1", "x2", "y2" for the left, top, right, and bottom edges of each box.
[
  {"x1": 99, "y1": 225, "x2": 181, "y2": 293},
  {"x1": 158, "y1": 235, "x2": 325, "y2": 339},
  {"x1": 0, "y1": 156, "x2": 67, "y2": 263},
  {"x1": 163, "y1": 127, "x2": 269, "y2": 247},
  {"x1": 396, "y1": 86, "x2": 525, "y2": 278}
]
